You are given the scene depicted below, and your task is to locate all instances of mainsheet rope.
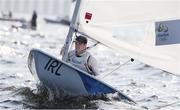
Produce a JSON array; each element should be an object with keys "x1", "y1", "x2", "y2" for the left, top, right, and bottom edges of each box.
[{"x1": 100, "y1": 58, "x2": 134, "y2": 79}]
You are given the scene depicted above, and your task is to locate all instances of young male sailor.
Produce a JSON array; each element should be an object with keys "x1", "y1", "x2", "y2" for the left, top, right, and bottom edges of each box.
[{"x1": 67, "y1": 35, "x2": 98, "y2": 76}]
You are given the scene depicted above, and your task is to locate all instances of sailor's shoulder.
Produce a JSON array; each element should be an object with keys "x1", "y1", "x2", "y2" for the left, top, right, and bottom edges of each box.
[
  {"x1": 85, "y1": 51, "x2": 92, "y2": 56},
  {"x1": 85, "y1": 51, "x2": 96, "y2": 62}
]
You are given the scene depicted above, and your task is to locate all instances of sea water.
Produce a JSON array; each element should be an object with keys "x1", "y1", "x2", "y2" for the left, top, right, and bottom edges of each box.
[{"x1": 0, "y1": 16, "x2": 180, "y2": 110}]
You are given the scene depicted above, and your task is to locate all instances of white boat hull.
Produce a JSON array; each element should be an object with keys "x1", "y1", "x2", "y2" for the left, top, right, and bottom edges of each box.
[{"x1": 28, "y1": 49, "x2": 135, "y2": 103}]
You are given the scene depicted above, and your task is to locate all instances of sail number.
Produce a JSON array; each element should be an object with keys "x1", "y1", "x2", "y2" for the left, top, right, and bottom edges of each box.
[{"x1": 44, "y1": 58, "x2": 63, "y2": 76}]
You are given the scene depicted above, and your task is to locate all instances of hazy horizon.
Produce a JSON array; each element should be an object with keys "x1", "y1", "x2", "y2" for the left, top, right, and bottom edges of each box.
[{"x1": 0, "y1": 0, "x2": 72, "y2": 17}]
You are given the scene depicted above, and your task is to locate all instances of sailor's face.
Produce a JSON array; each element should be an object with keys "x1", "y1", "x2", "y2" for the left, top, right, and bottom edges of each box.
[{"x1": 75, "y1": 42, "x2": 86, "y2": 54}]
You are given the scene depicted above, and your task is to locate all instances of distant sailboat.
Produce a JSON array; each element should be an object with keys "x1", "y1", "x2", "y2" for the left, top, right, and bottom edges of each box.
[
  {"x1": 44, "y1": 17, "x2": 70, "y2": 26},
  {"x1": 0, "y1": 11, "x2": 25, "y2": 23}
]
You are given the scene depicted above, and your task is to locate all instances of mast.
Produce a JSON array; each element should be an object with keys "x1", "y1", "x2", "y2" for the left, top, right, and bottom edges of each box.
[{"x1": 62, "y1": 0, "x2": 81, "y2": 61}]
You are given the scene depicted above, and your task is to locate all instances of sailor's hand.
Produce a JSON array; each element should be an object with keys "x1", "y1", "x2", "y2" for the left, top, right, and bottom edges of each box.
[{"x1": 60, "y1": 46, "x2": 65, "y2": 56}]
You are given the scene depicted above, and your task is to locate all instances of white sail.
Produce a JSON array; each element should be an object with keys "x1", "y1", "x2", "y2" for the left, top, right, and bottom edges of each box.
[{"x1": 76, "y1": 0, "x2": 180, "y2": 75}]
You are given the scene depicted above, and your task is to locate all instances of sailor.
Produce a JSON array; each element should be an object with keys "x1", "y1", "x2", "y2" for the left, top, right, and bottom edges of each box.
[
  {"x1": 68, "y1": 35, "x2": 98, "y2": 76},
  {"x1": 30, "y1": 11, "x2": 37, "y2": 30}
]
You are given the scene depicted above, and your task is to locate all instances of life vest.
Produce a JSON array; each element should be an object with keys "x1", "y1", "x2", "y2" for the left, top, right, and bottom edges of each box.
[{"x1": 68, "y1": 50, "x2": 94, "y2": 75}]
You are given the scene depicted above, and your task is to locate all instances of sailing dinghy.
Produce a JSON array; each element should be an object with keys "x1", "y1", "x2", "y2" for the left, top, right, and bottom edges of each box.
[
  {"x1": 28, "y1": 49, "x2": 135, "y2": 103},
  {"x1": 28, "y1": 0, "x2": 180, "y2": 106},
  {"x1": 27, "y1": 0, "x2": 135, "y2": 104}
]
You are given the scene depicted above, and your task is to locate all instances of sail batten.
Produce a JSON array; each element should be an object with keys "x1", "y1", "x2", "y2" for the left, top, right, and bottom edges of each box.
[{"x1": 76, "y1": 0, "x2": 180, "y2": 75}]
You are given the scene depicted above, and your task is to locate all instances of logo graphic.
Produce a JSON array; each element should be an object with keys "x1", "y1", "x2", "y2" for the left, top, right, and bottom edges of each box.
[
  {"x1": 156, "y1": 23, "x2": 169, "y2": 42},
  {"x1": 155, "y1": 19, "x2": 180, "y2": 45},
  {"x1": 157, "y1": 23, "x2": 168, "y2": 32}
]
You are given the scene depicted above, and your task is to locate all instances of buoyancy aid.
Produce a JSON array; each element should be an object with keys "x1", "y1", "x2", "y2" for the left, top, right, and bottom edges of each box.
[{"x1": 68, "y1": 50, "x2": 95, "y2": 75}]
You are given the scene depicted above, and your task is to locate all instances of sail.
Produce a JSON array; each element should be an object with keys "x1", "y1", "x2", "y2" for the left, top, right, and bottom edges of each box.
[{"x1": 76, "y1": 0, "x2": 180, "y2": 75}]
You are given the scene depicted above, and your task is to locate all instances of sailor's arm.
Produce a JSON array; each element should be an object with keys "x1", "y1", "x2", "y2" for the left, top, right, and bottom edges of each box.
[
  {"x1": 67, "y1": 50, "x2": 74, "y2": 62},
  {"x1": 60, "y1": 45, "x2": 65, "y2": 57},
  {"x1": 88, "y1": 56, "x2": 99, "y2": 76}
]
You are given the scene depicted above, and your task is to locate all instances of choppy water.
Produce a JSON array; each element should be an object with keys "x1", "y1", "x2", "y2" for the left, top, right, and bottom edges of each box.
[{"x1": 0, "y1": 17, "x2": 180, "y2": 110}]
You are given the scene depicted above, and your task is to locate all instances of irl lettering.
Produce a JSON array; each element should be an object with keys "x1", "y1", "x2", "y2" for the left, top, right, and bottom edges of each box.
[{"x1": 44, "y1": 58, "x2": 63, "y2": 76}]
